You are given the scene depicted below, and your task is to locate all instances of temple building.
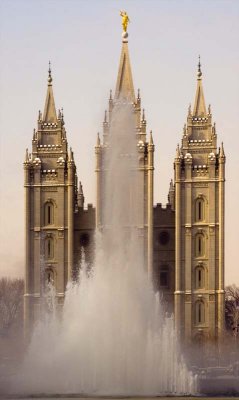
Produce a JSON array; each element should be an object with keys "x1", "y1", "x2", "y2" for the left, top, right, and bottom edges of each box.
[{"x1": 24, "y1": 30, "x2": 225, "y2": 342}]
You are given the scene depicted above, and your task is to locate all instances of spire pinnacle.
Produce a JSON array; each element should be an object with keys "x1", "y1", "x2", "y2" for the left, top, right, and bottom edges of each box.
[
  {"x1": 176, "y1": 144, "x2": 180, "y2": 158},
  {"x1": 78, "y1": 181, "x2": 85, "y2": 208},
  {"x1": 25, "y1": 148, "x2": 29, "y2": 162},
  {"x1": 193, "y1": 56, "x2": 206, "y2": 117},
  {"x1": 43, "y1": 62, "x2": 57, "y2": 123},
  {"x1": 114, "y1": 35, "x2": 135, "y2": 101},
  {"x1": 149, "y1": 130, "x2": 154, "y2": 145},
  {"x1": 104, "y1": 110, "x2": 107, "y2": 123},
  {"x1": 96, "y1": 132, "x2": 101, "y2": 146},
  {"x1": 142, "y1": 108, "x2": 145, "y2": 121},
  {"x1": 220, "y1": 142, "x2": 225, "y2": 157}
]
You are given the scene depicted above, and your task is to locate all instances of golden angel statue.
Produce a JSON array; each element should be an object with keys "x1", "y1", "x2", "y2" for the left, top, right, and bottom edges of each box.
[{"x1": 120, "y1": 10, "x2": 130, "y2": 32}]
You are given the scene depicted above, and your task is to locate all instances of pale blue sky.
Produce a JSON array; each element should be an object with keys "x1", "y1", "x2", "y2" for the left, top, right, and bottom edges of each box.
[{"x1": 0, "y1": 0, "x2": 238, "y2": 284}]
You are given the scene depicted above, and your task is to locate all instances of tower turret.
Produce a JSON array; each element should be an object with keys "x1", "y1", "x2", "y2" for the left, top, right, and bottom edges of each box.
[
  {"x1": 173, "y1": 58, "x2": 225, "y2": 343},
  {"x1": 24, "y1": 64, "x2": 77, "y2": 333}
]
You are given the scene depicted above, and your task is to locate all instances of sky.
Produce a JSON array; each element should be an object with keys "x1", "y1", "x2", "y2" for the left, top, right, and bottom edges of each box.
[{"x1": 0, "y1": 0, "x2": 238, "y2": 284}]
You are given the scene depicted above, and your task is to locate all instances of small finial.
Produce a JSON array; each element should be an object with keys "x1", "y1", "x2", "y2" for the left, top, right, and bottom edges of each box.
[
  {"x1": 58, "y1": 109, "x2": 61, "y2": 119},
  {"x1": 149, "y1": 130, "x2": 154, "y2": 145},
  {"x1": 137, "y1": 89, "x2": 140, "y2": 99},
  {"x1": 221, "y1": 142, "x2": 225, "y2": 157},
  {"x1": 96, "y1": 132, "x2": 101, "y2": 146},
  {"x1": 48, "y1": 61, "x2": 52, "y2": 84},
  {"x1": 142, "y1": 108, "x2": 145, "y2": 121},
  {"x1": 25, "y1": 148, "x2": 29, "y2": 162},
  {"x1": 183, "y1": 123, "x2": 187, "y2": 136},
  {"x1": 104, "y1": 110, "x2": 107, "y2": 123},
  {"x1": 208, "y1": 104, "x2": 211, "y2": 115},
  {"x1": 38, "y1": 110, "x2": 42, "y2": 121},
  {"x1": 109, "y1": 89, "x2": 112, "y2": 101},
  {"x1": 197, "y1": 55, "x2": 202, "y2": 79},
  {"x1": 176, "y1": 144, "x2": 180, "y2": 158},
  {"x1": 69, "y1": 147, "x2": 74, "y2": 161},
  {"x1": 188, "y1": 104, "x2": 191, "y2": 116}
]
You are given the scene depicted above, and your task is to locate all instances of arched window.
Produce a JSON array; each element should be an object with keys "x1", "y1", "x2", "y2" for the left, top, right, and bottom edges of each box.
[
  {"x1": 195, "y1": 266, "x2": 205, "y2": 289},
  {"x1": 44, "y1": 202, "x2": 54, "y2": 225},
  {"x1": 195, "y1": 233, "x2": 205, "y2": 257},
  {"x1": 195, "y1": 198, "x2": 205, "y2": 222},
  {"x1": 45, "y1": 237, "x2": 54, "y2": 259},
  {"x1": 195, "y1": 301, "x2": 205, "y2": 325}
]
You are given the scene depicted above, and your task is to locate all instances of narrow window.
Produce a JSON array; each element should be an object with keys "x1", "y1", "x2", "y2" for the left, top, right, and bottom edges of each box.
[
  {"x1": 198, "y1": 269, "x2": 202, "y2": 286},
  {"x1": 198, "y1": 236, "x2": 202, "y2": 254},
  {"x1": 195, "y1": 234, "x2": 205, "y2": 257},
  {"x1": 195, "y1": 267, "x2": 205, "y2": 289},
  {"x1": 198, "y1": 303, "x2": 202, "y2": 323},
  {"x1": 195, "y1": 301, "x2": 205, "y2": 325},
  {"x1": 198, "y1": 201, "x2": 202, "y2": 220},
  {"x1": 46, "y1": 238, "x2": 54, "y2": 259},
  {"x1": 45, "y1": 202, "x2": 54, "y2": 225},
  {"x1": 47, "y1": 205, "x2": 51, "y2": 224},
  {"x1": 195, "y1": 198, "x2": 205, "y2": 222}
]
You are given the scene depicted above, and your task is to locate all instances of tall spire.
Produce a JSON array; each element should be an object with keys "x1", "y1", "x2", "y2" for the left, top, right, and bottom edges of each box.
[
  {"x1": 114, "y1": 31, "x2": 135, "y2": 102},
  {"x1": 193, "y1": 56, "x2": 206, "y2": 117},
  {"x1": 43, "y1": 61, "x2": 57, "y2": 123}
]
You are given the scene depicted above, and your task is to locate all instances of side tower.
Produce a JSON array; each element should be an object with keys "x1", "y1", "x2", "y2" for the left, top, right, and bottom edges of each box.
[
  {"x1": 95, "y1": 30, "x2": 154, "y2": 276},
  {"x1": 24, "y1": 66, "x2": 77, "y2": 331},
  {"x1": 174, "y1": 60, "x2": 226, "y2": 342}
]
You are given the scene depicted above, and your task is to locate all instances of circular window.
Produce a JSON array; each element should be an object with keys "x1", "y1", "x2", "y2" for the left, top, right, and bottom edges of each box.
[
  {"x1": 80, "y1": 233, "x2": 90, "y2": 247},
  {"x1": 159, "y1": 231, "x2": 170, "y2": 245}
]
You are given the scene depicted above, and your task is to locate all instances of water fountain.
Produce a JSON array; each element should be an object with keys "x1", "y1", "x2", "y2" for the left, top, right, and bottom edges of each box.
[{"x1": 12, "y1": 100, "x2": 196, "y2": 396}]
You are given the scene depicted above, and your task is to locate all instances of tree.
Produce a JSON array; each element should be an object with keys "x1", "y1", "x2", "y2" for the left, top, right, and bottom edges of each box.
[
  {"x1": 225, "y1": 284, "x2": 239, "y2": 337},
  {"x1": 0, "y1": 278, "x2": 24, "y2": 336}
]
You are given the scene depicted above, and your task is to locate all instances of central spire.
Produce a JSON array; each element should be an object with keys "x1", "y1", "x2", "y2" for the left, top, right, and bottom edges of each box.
[
  {"x1": 114, "y1": 13, "x2": 135, "y2": 102},
  {"x1": 193, "y1": 56, "x2": 206, "y2": 117},
  {"x1": 43, "y1": 61, "x2": 57, "y2": 123}
]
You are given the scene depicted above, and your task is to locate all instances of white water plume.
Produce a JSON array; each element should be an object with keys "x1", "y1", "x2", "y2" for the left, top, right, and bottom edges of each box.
[{"x1": 13, "y1": 100, "x2": 196, "y2": 395}]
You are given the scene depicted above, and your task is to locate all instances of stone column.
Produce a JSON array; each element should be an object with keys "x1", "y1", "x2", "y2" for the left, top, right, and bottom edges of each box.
[
  {"x1": 208, "y1": 155, "x2": 216, "y2": 338},
  {"x1": 174, "y1": 150, "x2": 183, "y2": 337},
  {"x1": 95, "y1": 135, "x2": 101, "y2": 228},
  {"x1": 33, "y1": 159, "x2": 42, "y2": 323},
  {"x1": 67, "y1": 159, "x2": 74, "y2": 282},
  {"x1": 147, "y1": 133, "x2": 154, "y2": 280},
  {"x1": 57, "y1": 159, "x2": 66, "y2": 293},
  {"x1": 218, "y1": 151, "x2": 226, "y2": 338},
  {"x1": 184, "y1": 155, "x2": 192, "y2": 340},
  {"x1": 23, "y1": 159, "x2": 31, "y2": 336}
]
